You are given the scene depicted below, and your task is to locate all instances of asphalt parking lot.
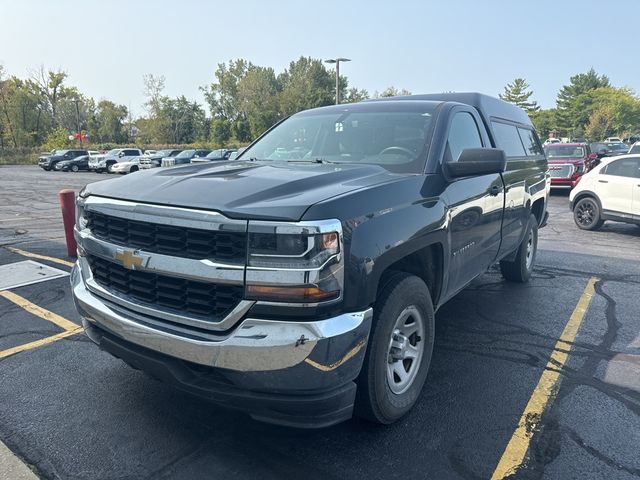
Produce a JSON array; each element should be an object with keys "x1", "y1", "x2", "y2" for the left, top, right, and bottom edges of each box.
[{"x1": 1, "y1": 165, "x2": 639, "y2": 479}]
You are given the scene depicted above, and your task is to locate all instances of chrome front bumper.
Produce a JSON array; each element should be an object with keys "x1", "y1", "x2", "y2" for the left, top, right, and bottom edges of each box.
[{"x1": 71, "y1": 262, "x2": 372, "y2": 389}]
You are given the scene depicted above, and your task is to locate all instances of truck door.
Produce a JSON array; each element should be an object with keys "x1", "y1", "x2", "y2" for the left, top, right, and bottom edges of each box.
[{"x1": 442, "y1": 110, "x2": 505, "y2": 296}]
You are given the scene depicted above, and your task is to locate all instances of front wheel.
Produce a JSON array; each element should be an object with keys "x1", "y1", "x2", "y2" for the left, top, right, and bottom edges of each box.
[
  {"x1": 573, "y1": 197, "x2": 603, "y2": 231},
  {"x1": 500, "y1": 213, "x2": 538, "y2": 283},
  {"x1": 130, "y1": 166, "x2": 138, "y2": 173},
  {"x1": 355, "y1": 273, "x2": 435, "y2": 424},
  {"x1": 71, "y1": 165, "x2": 79, "y2": 172}
]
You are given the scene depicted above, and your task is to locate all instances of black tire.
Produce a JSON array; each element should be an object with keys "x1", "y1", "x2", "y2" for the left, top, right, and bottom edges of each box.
[
  {"x1": 355, "y1": 272, "x2": 435, "y2": 424},
  {"x1": 107, "y1": 162, "x2": 115, "y2": 173},
  {"x1": 130, "y1": 166, "x2": 138, "y2": 173},
  {"x1": 71, "y1": 165, "x2": 79, "y2": 172},
  {"x1": 573, "y1": 197, "x2": 604, "y2": 231},
  {"x1": 500, "y1": 214, "x2": 538, "y2": 283},
  {"x1": 43, "y1": 167, "x2": 51, "y2": 171}
]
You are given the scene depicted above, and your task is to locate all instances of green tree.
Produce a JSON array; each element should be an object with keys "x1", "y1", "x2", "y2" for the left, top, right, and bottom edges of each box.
[
  {"x1": 577, "y1": 87, "x2": 640, "y2": 139},
  {"x1": 202, "y1": 59, "x2": 254, "y2": 123},
  {"x1": 345, "y1": 87, "x2": 369, "y2": 103},
  {"x1": 585, "y1": 105, "x2": 616, "y2": 140},
  {"x1": 499, "y1": 78, "x2": 540, "y2": 113},
  {"x1": 94, "y1": 100, "x2": 128, "y2": 143},
  {"x1": 238, "y1": 66, "x2": 281, "y2": 138},
  {"x1": 43, "y1": 126, "x2": 71, "y2": 150},
  {"x1": 374, "y1": 86, "x2": 412, "y2": 98},
  {"x1": 278, "y1": 57, "x2": 334, "y2": 116},
  {"x1": 210, "y1": 118, "x2": 231, "y2": 147},
  {"x1": 29, "y1": 66, "x2": 69, "y2": 129},
  {"x1": 556, "y1": 68, "x2": 610, "y2": 134},
  {"x1": 529, "y1": 109, "x2": 559, "y2": 139}
]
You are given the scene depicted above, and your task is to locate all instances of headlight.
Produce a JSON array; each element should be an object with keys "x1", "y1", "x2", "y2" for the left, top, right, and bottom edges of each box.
[{"x1": 245, "y1": 220, "x2": 343, "y2": 304}]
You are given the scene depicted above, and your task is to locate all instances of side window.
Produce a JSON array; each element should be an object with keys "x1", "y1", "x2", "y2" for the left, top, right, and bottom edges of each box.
[
  {"x1": 492, "y1": 122, "x2": 526, "y2": 157},
  {"x1": 447, "y1": 112, "x2": 483, "y2": 162},
  {"x1": 603, "y1": 158, "x2": 640, "y2": 178},
  {"x1": 517, "y1": 127, "x2": 544, "y2": 156}
]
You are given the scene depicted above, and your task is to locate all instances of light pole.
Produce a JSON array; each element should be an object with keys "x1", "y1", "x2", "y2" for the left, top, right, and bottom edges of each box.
[
  {"x1": 324, "y1": 58, "x2": 350, "y2": 104},
  {"x1": 73, "y1": 99, "x2": 83, "y2": 148}
]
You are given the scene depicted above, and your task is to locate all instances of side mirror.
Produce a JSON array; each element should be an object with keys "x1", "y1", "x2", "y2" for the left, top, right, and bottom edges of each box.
[
  {"x1": 118, "y1": 151, "x2": 125, "y2": 158},
  {"x1": 446, "y1": 148, "x2": 507, "y2": 178}
]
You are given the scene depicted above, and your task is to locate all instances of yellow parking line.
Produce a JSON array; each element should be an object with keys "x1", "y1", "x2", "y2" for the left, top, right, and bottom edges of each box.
[
  {"x1": 0, "y1": 290, "x2": 79, "y2": 331},
  {"x1": 491, "y1": 276, "x2": 598, "y2": 479},
  {"x1": 0, "y1": 327, "x2": 82, "y2": 359},
  {"x1": 4, "y1": 246, "x2": 75, "y2": 268}
]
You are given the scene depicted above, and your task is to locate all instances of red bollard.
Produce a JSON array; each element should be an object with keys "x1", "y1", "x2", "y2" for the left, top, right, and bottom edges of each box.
[{"x1": 58, "y1": 189, "x2": 77, "y2": 258}]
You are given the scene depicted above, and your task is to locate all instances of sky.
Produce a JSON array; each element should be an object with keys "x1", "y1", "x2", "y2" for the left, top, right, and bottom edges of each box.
[{"x1": 1, "y1": 0, "x2": 638, "y2": 118}]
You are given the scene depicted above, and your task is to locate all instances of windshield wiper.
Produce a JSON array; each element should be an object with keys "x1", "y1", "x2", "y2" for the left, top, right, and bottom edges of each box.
[{"x1": 287, "y1": 158, "x2": 335, "y2": 164}]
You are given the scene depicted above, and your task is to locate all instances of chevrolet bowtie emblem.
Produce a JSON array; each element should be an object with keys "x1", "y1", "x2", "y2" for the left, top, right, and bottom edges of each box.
[{"x1": 115, "y1": 249, "x2": 145, "y2": 270}]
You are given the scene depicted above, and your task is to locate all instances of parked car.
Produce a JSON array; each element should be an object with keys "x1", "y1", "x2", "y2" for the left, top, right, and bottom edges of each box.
[
  {"x1": 88, "y1": 148, "x2": 143, "y2": 173},
  {"x1": 139, "y1": 149, "x2": 183, "y2": 169},
  {"x1": 190, "y1": 148, "x2": 237, "y2": 163},
  {"x1": 543, "y1": 138, "x2": 561, "y2": 146},
  {"x1": 143, "y1": 149, "x2": 157, "y2": 156},
  {"x1": 227, "y1": 147, "x2": 246, "y2": 161},
  {"x1": 623, "y1": 134, "x2": 640, "y2": 144},
  {"x1": 570, "y1": 154, "x2": 640, "y2": 230},
  {"x1": 72, "y1": 92, "x2": 548, "y2": 427},
  {"x1": 161, "y1": 149, "x2": 211, "y2": 166},
  {"x1": 590, "y1": 142, "x2": 630, "y2": 159},
  {"x1": 109, "y1": 157, "x2": 142, "y2": 174},
  {"x1": 628, "y1": 142, "x2": 640, "y2": 154},
  {"x1": 605, "y1": 137, "x2": 622, "y2": 143},
  {"x1": 38, "y1": 149, "x2": 88, "y2": 171},
  {"x1": 544, "y1": 143, "x2": 598, "y2": 189},
  {"x1": 54, "y1": 155, "x2": 90, "y2": 172}
]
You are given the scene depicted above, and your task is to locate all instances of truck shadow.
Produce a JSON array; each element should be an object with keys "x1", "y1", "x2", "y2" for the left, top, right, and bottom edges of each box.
[{"x1": 101, "y1": 265, "x2": 597, "y2": 479}]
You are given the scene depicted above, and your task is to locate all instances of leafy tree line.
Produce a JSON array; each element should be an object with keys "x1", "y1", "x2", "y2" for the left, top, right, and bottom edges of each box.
[
  {"x1": 0, "y1": 57, "x2": 410, "y2": 151},
  {"x1": 500, "y1": 69, "x2": 640, "y2": 140}
]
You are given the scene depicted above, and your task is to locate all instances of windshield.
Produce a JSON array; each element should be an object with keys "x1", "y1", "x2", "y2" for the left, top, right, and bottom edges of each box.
[
  {"x1": 107, "y1": 149, "x2": 120, "y2": 156},
  {"x1": 55, "y1": 150, "x2": 69, "y2": 155},
  {"x1": 239, "y1": 105, "x2": 436, "y2": 173},
  {"x1": 206, "y1": 149, "x2": 225, "y2": 158},
  {"x1": 545, "y1": 146, "x2": 585, "y2": 158},
  {"x1": 175, "y1": 149, "x2": 195, "y2": 158}
]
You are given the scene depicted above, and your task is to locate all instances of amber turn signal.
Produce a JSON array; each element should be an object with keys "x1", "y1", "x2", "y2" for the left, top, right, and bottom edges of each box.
[{"x1": 246, "y1": 285, "x2": 340, "y2": 302}]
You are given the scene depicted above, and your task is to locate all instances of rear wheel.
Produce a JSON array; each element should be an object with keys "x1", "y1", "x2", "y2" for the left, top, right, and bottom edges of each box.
[
  {"x1": 573, "y1": 197, "x2": 603, "y2": 230},
  {"x1": 130, "y1": 165, "x2": 138, "y2": 173},
  {"x1": 355, "y1": 273, "x2": 435, "y2": 424},
  {"x1": 500, "y1": 214, "x2": 538, "y2": 283},
  {"x1": 71, "y1": 165, "x2": 79, "y2": 172}
]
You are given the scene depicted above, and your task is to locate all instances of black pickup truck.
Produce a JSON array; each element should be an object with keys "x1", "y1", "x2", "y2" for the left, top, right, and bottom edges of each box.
[
  {"x1": 38, "y1": 149, "x2": 88, "y2": 171},
  {"x1": 71, "y1": 93, "x2": 549, "y2": 428}
]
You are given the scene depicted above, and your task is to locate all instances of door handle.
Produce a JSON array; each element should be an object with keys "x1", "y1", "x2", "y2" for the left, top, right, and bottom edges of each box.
[
  {"x1": 598, "y1": 179, "x2": 608, "y2": 183},
  {"x1": 489, "y1": 185, "x2": 503, "y2": 196}
]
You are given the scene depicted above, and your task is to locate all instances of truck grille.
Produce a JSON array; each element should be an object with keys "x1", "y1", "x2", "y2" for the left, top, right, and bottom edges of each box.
[
  {"x1": 88, "y1": 255, "x2": 243, "y2": 318},
  {"x1": 549, "y1": 164, "x2": 574, "y2": 179},
  {"x1": 85, "y1": 211, "x2": 246, "y2": 263}
]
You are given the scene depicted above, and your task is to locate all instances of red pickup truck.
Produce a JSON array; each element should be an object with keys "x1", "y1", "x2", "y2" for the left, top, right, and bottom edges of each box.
[{"x1": 544, "y1": 143, "x2": 599, "y2": 189}]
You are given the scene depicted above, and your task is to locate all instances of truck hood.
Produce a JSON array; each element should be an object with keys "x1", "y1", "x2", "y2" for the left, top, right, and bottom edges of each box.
[{"x1": 84, "y1": 160, "x2": 404, "y2": 221}]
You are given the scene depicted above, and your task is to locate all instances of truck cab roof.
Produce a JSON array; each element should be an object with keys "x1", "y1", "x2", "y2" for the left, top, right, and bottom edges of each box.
[{"x1": 366, "y1": 92, "x2": 533, "y2": 127}]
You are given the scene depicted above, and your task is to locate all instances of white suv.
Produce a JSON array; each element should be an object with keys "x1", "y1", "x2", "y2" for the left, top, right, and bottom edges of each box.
[{"x1": 570, "y1": 155, "x2": 640, "y2": 230}]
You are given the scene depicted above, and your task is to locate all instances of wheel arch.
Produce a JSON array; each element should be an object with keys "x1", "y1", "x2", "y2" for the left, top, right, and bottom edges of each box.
[{"x1": 375, "y1": 242, "x2": 444, "y2": 310}]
